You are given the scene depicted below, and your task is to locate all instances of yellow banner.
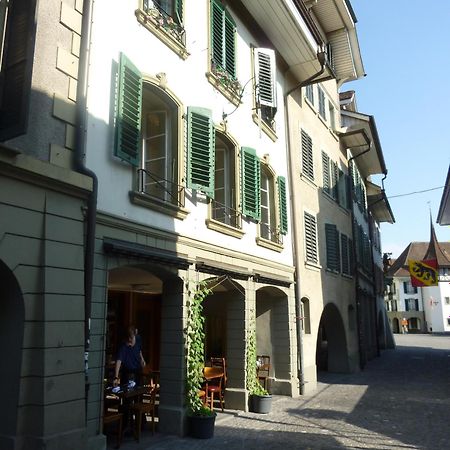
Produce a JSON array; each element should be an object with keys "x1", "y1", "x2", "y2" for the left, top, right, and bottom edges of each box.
[{"x1": 408, "y1": 259, "x2": 438, "y2": 287}]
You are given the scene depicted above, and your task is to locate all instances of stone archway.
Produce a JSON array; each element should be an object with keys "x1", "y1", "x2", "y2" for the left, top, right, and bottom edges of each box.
[
  {"x1": 0, "y1": 260, "x2": 24, "y2": 444},
  {"x1": 255, "y1": 286, "x2": 290, "y2": 393},
  {"x1": 316, "y1": 302, "x2": 349, "y2": 373}
]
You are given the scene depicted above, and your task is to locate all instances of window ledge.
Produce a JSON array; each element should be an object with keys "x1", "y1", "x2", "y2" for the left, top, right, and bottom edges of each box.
[
  {"x1": 256, "y1": 236, "x2": 284, "y2": 252},
  {"x1": 342, "y1": 273, "x2": 353, "y2": 280},
  {"x1": 300, "y1": 173, "x2": 318, "y2": 189},
  {"x1": 130, "y1": 190, "x2": 189, "y2": 220},
  {"x1": 304, "y1": 96, "x2": 315, "y2": 112},
  {"x1": 135, "y1": 9, "x2": 190, "y2": 60},
  {"x1": 305, "y1": 261, "x2": 321, "y2": 271},
  {"x1": 325, "y1": 268, "x2": 340, "y2": 277},
  {"x1": 318, "y1": 113, "x2": 328, "y2": 128},
  {"x1": 251, "y1": 113, "x2": 277, "y2": 142},
  {"x1": 205, "y1": 218, "x2": 244, "y2": 239},
  {"x1": 206, "y1": 71, "x2": 241, "y2": 107}
]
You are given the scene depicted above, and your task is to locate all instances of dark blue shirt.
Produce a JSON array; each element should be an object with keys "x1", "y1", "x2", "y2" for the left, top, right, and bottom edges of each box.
[{"x1": 117, "y1": 340, "x2": 142, "y2": 371}]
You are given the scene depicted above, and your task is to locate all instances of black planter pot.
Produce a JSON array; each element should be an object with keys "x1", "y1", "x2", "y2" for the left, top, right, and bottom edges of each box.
[
  {"x1": 250, "y1": 394, "x2": 272, "y2": 414},
  {"x1": 188, "y1": 413, "x2": 216, "y2": 439}
]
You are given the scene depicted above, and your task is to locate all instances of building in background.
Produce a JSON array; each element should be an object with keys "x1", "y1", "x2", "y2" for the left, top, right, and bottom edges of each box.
[{"x1": 385, "y1": 229, "x2": 450, "y2": 334}]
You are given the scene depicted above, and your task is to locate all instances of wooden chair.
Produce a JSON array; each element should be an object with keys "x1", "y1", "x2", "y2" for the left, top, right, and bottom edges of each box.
[
  {"x1": 204, "y1": 366, "x2": 225, "y2": 412},
  {"x1": 257, "y1": 355, "x2": 271, "y2": 391},
  {"x1": 131, "y1": 385, "x2": 157, "y2": 442},
  {"x1": 103, "y1": 392, "x2": 123, "y2": 449}
]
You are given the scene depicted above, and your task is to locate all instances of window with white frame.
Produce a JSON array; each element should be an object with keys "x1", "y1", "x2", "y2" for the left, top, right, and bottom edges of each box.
[
  {"x1": 254, "y1": 47, "x2": 277, "y2": 131},
  {"x1": 318, "y1": 86, "x2": 326, "y2": 120},
  {"x1": 212, "y1": 131, "x2": 239, "y2": 228},
  {"x1": 403, "y1": 281, "x2": 417, "y2": 295},
  {"x1": 328, "y1": 101, "x2": 336, "y2": 130},
  {"x1": 405, "y1": 298, "x2": 419, "y2": 311},
  {"x1": 305, "y1": 84, "x2": 314, "y2": 104}
]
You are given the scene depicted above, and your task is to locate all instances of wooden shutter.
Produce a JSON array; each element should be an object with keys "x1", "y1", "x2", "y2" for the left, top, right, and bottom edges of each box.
[
  {"x1": 254, "y1": 48, "x2": 276, "y2": 108},
  {"x1": 241, "y1": 147, "x2": 260, "y2": 220},
  {"x1": 341, "y1": 234, "x2": 350, "y2": 275},
  {"x1": 322, "y1": 151, "x2": 330, "y2": 195},
  {"x1": 331, "y1": 160, "x2": 338, "y2": 200},
  {"x1": 211, "y1": 0, "x2": 224, "y2": 69},
  {"x1": 114, "y1": 53, "x2": 142, "y2": 166},
  {"x1": 301, "y1": 130, "x2": 314, "y2": 180},
  {"x1": 224, "y1": 10, "x2": 236, "y2": 77},
  {"x1": 325, "y1": 223, "x2": 340, "y2": 272},
  {"x1": 175, "y1": 0, "x2": 183, "y2": 24},
  {"x1": 0, "y1": 0, "x2": 37, "y2": 140},
  {"x1": 304, "y1": 212, "x2": 318, "y2": 264},
  {"x1": 277, "y1": 175, "x2": 288, "y2": 235},
  {"x1": 187, "y1": 106, "x2": 215, "y2": 198}
]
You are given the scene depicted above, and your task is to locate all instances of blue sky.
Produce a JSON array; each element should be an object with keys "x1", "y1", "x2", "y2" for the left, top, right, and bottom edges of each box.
[{"x1": 345, "y1": 0, "x2": 450, "y2": 257}]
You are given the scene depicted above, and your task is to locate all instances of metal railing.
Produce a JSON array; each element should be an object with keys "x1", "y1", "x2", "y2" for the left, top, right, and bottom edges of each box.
[
  {"x1": 142, "y1": 0, "x2": 186, "y2": 46},
  {"x1": 211, "y1": 199, "x2": 241, "y2": 229},
  {"x1": 137, "y1": 168, "x2": 184, "y2": 207}
]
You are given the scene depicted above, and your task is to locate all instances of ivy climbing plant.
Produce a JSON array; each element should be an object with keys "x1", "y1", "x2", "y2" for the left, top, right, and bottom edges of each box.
[
  {"x1": 185, "y1": 279, "x2": 214, "y2": 416},
  {"x1": 246, "y1": 313, "x2": 269, "y2": 396}
]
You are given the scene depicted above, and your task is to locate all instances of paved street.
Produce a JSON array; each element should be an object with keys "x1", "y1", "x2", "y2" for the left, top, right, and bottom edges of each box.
[{"x1": 109, "y1": 334, "x2": 450, "y2": 450}]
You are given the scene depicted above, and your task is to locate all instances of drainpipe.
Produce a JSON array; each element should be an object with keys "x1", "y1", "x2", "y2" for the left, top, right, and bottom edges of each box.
[
  {"x1": 75, "y1": 0, "x2": 97, "y2": 419},
  {"x1": 348, "y1": 146, "x2": 371, "y2": 370},
  {"x1": 284, "y1": 51, "x2": 328, "y2": 395}
]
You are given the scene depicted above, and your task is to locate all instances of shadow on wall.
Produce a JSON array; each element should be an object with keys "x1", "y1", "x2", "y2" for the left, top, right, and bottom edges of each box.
[{"x1": 0, "y1": 260, "x2": 24, "y2": 446}]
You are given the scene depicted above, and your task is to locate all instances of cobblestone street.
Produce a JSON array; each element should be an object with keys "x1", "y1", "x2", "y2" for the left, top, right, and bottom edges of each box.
[{"x1": 109, "y1": 334, "x2": 450, "y2": 450}]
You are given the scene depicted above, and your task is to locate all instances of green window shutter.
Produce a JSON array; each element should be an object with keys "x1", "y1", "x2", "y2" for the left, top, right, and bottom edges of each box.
[
  {"x1": 187, "y1": 106, "x2": 215, "y2": 198},
  {"x1": 211, "y1": 0, "x2": 224, "y2": 68},
  {"x1": 325, "y1": 223, "x2": 339, "y2": 271},
  {"x1": 224, "y1": 11, "x2": 236, "y2": 77},
  {"x1": 277, "y1": 176, "x2": 288, "y2": 235},
  {"x1": 175, "y1": 0, "x2": 183, "y2": 24},
  {"x1": 322, "y1": 151, "x2": 330, "y2": 195},
  {"x1": 254, "y1": 48, "x2": 277, "y2": 108},
  {"x1": 241, "y1": 147, "x2": 261, "y2": 221},
  {"x1": 211, "y1": 0, "x2": 236, "y2": 76},
  {"x1": 301, "y1": 130, "x2": 314, "y2": 180},
  {"x1": 114, "y1": 53, "x2": 142, "y2": 166}
]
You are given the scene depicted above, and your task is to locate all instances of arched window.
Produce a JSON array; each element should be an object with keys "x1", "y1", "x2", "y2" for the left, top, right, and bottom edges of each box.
[{"x1": 212, "y1": 131, "x2": 239, "y2": 227}]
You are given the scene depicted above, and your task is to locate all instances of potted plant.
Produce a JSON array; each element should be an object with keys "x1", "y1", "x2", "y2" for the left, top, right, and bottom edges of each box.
[
  {"x1": 185, "y1": 280, "x2": 216, "y2": 438},
  {"x1": 246, "y1": 314, "x2": 272, "y2": 414}
]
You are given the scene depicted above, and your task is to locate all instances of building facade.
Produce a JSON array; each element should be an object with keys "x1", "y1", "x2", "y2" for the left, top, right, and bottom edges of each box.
[{"x1": 0, "y1": 1, "x2": 396, "y2": 448}]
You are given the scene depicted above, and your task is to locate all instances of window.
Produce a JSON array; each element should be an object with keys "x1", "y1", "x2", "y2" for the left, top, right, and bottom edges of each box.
[
  {"x1": 350, "y1": 161, "x2": 367, "y2": 212},
  {"x1": 254, "y1": 47, "x2": 277, "y2": 132},
  {"x1": 301, "y1": 298, "x2": 311, "y2": 334},
  {"x1": 211, "y1": 131, "x2": 239, "y2": 228},
  {"x1": 328, "y1": 101, "x2": 336, "y2": 130},
  {"x1": 325, "y1": 224, "x2": 340, "y2": 272},
  {"x1": 301, "y1": 130, "x2": 314, "y2": 181},
  {"x1": 114, "y1": 53, "x2": 185, "y2": 213},
  {"x1": 260, "y1": 165, "x2": 277, "y2": 242},
  {"x1": 210, "y1": 1, "x2": 236, "y2": 80},
  {"x1": 405, "y1": 298, "x2": 419, "y2": 312},
  {"x1": 322, "y1": 151, "x2": 330, "y2": 195},
  {"x1": 138, "y1": 0, "x2": 187, "y2": 56},
  {"x1": 447, "y1": 318, "x2": 450, "y2": 326},
  {"x1": 305, "y1": 84, "x2": 314, "y2": 104},
  {"x1": 0, "y1": 0, "x2": 37, "y2": 141},
  {"x1": 445, "y1": 297, "x2": 450, "y2": 305},
  {"x1": 318, "y1": 86, "x2": 326, "y2": 120},
  {"x1": 304, "y1": 211, "x2": 318, "y2": 264},
  {"x1": 403, "y1": 281, "x2": 417, "y2": 295}
]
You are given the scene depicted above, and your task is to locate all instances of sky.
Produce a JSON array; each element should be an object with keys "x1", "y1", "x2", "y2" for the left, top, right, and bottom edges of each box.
[{"x1": 345, "y1": 0, "x2": 450, "y2": 258}]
